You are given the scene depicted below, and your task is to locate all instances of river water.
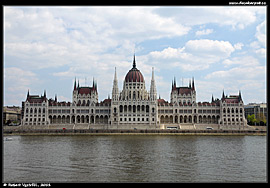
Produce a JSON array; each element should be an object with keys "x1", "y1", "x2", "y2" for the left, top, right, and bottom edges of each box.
[{"x1": 3, "y1": 135, "x2": 267, "y2": 182}]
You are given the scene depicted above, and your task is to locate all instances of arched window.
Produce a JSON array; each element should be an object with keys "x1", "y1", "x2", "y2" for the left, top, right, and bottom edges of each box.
[
  {"x1": 137, "y1": 105, "x2": 140, "y2": 112},
  {"x1": 133, "y1": 91, "x2": 136, "y2": 100},
  {"x1": 120, "y1": 105, "x2": 123, "y2": 113},
  {"x1": 146, "y1": 105, "x2": 149, "y2": 113},
  {"x1": 227, "y1": 108, "x2": 230, "y2": 113}
]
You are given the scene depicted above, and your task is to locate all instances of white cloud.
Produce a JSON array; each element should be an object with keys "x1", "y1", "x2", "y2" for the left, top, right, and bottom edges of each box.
[
  {"x1": 206, "y1": 61, "x2": 265, "y2": 80},
  {"x1": 4, "y1": 6, "x2": 191, "y2": 72},
  {"x1": 195, "y1": 28, "x2": 213, "y2": 36},
  {"x1": 222, "y1": 56, "x2": 259, "y2": 67},
  {"x1": 203, "y1": 62, "x2": 266, "y2": 104},
  {"x1": 206, "y1": 67, "x2": 253, "y2": 79},
  {"x1": 4, "y1": 67, "x2": 39, "y2": 105},
  {"x1": 146, "y1": 39, "x2": 237, "y2": 72},
  {"x1": 155, "y1": 7, "x2": 264, "y2": 29},
  {"x1": 233, "y1": 43, "x2": 244, "y2": 50},
  {"x1": 255, "y1": 20, "x2": 266, "y2": 47},
  {"x1": 185, "y1": 39, "x2": 235, "y2": 59},
  {"x1": 3, "y1": 6, "x2": 266, "y2": 104},
  {"x1": 255, "y1": 48, "x2": 266, "y2": 57}
]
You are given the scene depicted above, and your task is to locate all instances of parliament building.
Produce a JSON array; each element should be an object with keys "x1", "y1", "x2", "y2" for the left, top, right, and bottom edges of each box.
[{"x1": 21, "y1": 55, "x2": 247, "y2": 129}]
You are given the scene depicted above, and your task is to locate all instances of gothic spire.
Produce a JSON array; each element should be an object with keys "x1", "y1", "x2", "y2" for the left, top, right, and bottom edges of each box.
[
  {"x1": 150, "y1": 67, "x2": 157, "y2": 101},
  {"x1": 112, "y1": 67, "x2": 119, "y2": 101},
  {"x1": 192, "y1": 77, "x2": 195, "y2": 90},
  {"x1": 114, "y1": 67, "x2": 118, "y2": 81},
  {"x1": 74, "y1": 77, "x2": 77, "y2": 90},
  {"x1": 133, "y1": 53, "x2": 136, "y2": 68},
  {"x1": 239, "y1": 90, "x2": 242, "y2": 101}
]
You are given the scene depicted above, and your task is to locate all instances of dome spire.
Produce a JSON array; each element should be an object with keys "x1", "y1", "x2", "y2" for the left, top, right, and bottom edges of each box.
[{"x1": 133, "y1": 53, "x2": 136, "y2": 68}]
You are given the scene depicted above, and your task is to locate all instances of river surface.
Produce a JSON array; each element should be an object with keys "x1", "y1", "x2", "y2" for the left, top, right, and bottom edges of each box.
[{"x1": 3, "y1": 135, "x2": 267, "y2": 182}]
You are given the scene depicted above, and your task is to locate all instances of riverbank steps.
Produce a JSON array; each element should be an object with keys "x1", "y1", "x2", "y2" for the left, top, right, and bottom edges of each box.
[{"x1": 4, "y1": 128, "x2": 266, "y2": 136}]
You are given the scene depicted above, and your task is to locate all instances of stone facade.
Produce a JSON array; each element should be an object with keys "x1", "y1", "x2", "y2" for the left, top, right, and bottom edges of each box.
[{"x1": 21, "y1": 55, "x2": 247, "y2": 129}]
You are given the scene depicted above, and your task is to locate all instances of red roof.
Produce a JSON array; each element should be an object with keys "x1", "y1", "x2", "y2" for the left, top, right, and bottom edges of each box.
[
  {"x1": 26, "y1": 95, "x2": 46, "y2": 103},
  {"x1": 173, "y1": 87, "x2": 192, "y2": 95},
  {"x1": 78, "y1": 87, "x2": 96, "y2": 95},
  {"x1": 125, "y1": 68, "x2": 144, "y2": 83},
  {"x1": 223, "y1": 95, "x2": 240, "y2": 103},
  {"x1": 224, "y1": 98, "x2": 239, "y2": 103},
  {"x1": 158, "y1": 98, "x2": 166, "y2": 104},
  {"x1": 100, "y1": 98, "x2": 111, "y2": 105}
]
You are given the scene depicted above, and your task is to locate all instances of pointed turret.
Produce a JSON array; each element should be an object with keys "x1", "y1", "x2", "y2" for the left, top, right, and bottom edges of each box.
[
  {"x1": 173, "y1": 77, "x2": 176, "y2": 90},
  {"x1": 222, "y1": 90, "x2": 225, "y2": 101},
  {"x1": 93, "y1": 79, "x2": 97, "y2": 92},
  {"x1": 239, "y1": 90, "x2": 242, "y2": 102},
  {"x1": 192, "y1": 77, "x2": 195, "y2": 90},
  {"x1": 77, "y1": 79, "x2": 80, "y2": 88},
  {"x1": 112, "y1": 67, "x2": 119, "y2": 101},
  {"x1": 150, "y1": 67, "x2": 157, "y2": 101},
  {"x1": 55, "y1": 94, "x2": 57, "y2": 102},
  {"x1": 74, "y1": 77, "x2": 77, "y2": 90},
  {"x1": 44, "y1": 90, "x2": 46, "y2": 98},
  {"x1": 211, "y1": 94, "x2": 214, "y2": 103},
  {"x1": 92, "y1": 77, "x2": 95, "y2": 90}
]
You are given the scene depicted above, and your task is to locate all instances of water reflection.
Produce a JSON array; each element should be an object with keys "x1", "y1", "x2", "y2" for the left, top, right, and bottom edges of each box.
[{"x1": 4, "y1": 135, "x2": 266, "y2": 182}]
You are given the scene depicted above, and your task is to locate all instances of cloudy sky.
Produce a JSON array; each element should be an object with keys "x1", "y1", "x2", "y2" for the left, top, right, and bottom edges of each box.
[{"x1": 4, "y1": 6, "x2": 266, "y2": 106}]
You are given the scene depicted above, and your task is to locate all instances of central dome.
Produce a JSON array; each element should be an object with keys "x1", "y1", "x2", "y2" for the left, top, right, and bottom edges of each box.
[{"x1": 124, "y1": 54, "x2": 144, "y2": 83}]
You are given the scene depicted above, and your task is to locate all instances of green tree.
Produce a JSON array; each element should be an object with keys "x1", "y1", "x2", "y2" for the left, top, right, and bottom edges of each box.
[
  {"x1": 247, "y1": 114, "x2": 256, "y2": 125},
  {"x1": 256, "y1": 112, "x2": 266, "y2": 126}
]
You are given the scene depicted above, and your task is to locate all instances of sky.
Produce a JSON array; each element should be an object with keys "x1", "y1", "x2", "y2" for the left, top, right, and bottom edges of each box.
[{"x1": 4, "y1": 6, "x2": 266, "y2": 106}]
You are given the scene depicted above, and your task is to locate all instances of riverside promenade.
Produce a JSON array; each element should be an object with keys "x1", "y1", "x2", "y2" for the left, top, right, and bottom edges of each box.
[{"x1": 3, "y1": 126, "x2": 267, "y2": 136}]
